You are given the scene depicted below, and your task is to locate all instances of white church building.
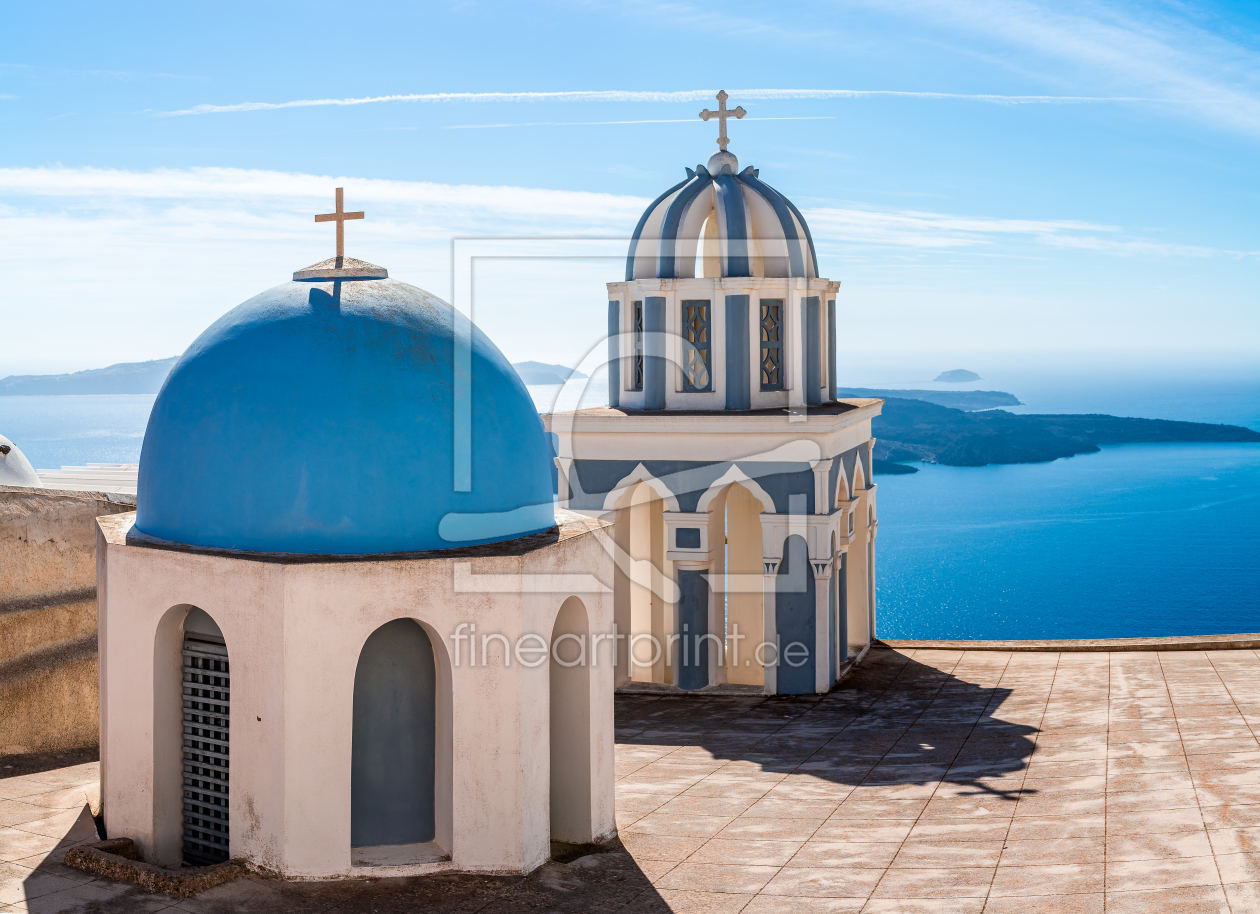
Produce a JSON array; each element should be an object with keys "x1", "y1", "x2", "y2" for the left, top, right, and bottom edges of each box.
[
  {"x1": 93, "y1": 93, "x2": 880, "y2": 881},
  {"x1": 96, "y1": 195, "x2": 616, "y2": 879}
]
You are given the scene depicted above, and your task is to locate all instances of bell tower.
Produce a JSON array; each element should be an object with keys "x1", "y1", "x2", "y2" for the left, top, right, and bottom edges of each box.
[{"x1": 546, "y1": 92, "x2": 883, "y2": 696}]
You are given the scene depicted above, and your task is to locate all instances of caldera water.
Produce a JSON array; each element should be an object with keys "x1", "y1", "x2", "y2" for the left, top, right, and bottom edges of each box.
[{"x1": 2, "y1": 365, "x2": 1256, "y2": 641}]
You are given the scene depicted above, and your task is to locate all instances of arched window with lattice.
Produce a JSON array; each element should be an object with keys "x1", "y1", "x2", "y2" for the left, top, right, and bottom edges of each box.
[{"x1": 681, "y1": 299, "x2": 711, "y2": 392}]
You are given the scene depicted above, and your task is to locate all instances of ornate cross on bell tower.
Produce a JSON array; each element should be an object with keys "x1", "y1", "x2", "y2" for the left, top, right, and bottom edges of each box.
[
  {"x1": 699, "y1": 90, "x2": 746, "y2": 152},
  {"x1": 314, "y1": 187, "x2": 364, "y2": 268}
]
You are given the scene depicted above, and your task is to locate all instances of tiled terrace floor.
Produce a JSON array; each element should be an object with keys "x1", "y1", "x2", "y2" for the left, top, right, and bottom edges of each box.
[{"x1": 8, "y1": 647, "x2": 1260, "y2": 912}]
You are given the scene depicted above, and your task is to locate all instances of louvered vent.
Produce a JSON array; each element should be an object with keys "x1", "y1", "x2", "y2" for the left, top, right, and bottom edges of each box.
[{"x1": 182, "y1": 631, "x2": 230, "y2": 865}]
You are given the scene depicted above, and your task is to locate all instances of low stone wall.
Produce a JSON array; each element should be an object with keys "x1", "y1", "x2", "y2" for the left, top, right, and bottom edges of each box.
[{"x1": 0, "y1": 486, "x2": 136, "y2": 757}]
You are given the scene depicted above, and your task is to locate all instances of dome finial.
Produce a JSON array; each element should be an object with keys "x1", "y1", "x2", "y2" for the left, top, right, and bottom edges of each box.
[
  {"x1": 699, "y1": 90, "x2": 746, "y2": 152},
  {"x1": 293, "y1": 187, "x2": 389, "y2": 282}
]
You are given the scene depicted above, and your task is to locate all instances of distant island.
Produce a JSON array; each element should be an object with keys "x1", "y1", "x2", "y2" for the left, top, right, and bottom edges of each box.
[
  {"x1": 934, "y1": 369, "x2": 983, "y2": 382},
  {"x1": 512, "y1": 361, "x2": 588, "y2": 385},
  {"x1": 871, "y1": 397, "x2": 1260, "y2": 474},
  {"x1": 0, "y1": 358, "x2": 179, "y2": 396},
  {"x1": 0, "y1": 357, "x2": 588, "y2": 394},
  {"x1": 836, "y1": 387, "x2": 1021, "y2": 411}
]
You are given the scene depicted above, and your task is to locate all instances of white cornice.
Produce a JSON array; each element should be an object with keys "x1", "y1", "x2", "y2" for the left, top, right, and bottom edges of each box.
[
  {"x1": 545, "y1": 400, "x2": 881, "y2": 462},
  {"x1": 607, "y1": 277, "x2": 841, "y2": 296}
]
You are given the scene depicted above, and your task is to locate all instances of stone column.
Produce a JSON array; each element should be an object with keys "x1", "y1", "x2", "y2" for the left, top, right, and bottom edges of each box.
[
  {"x1": 837, "y1": 549, "x2": 849, "y2": 666},
  {"x1": 761, "y1": 555, "x2": 779, "y2": 695},
  {"x1": 643, "y1": 296, "x2": 667, "y2": 410},
  {"x1": 724, "y1": 294, "x2": 751, "y2": 410},
  {"x1": 553, "y1": 457, "x2": 573, "y2": 509},
  {"x1": 607, "y1": 300, "x2": 620, "y2": 408},
  {"x1": 812, "y1": 556, "x2": 832, "y2": 694},
  {"x1": 804, "y1": 296, "x2": 821, "y2": 407},
  {"x1": 868, "y1": 516, "x2": 878, "y2": 643},
  {"x1": 826, "y1": 298, "x2": 837, "y2": 402}
]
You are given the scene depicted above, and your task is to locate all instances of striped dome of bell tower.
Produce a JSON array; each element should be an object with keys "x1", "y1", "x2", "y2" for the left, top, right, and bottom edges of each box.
[{"x1": 625, "y1": 150, "x2": 819, "y2": 282}]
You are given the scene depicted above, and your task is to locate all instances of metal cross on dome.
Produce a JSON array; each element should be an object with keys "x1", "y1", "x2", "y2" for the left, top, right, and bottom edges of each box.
[
  {"x1": 314, "y1": 187, "x2": 364, "y2": 264},
  {"x1": 699, "y1": 90, "x2": 746, "y2": 152}
]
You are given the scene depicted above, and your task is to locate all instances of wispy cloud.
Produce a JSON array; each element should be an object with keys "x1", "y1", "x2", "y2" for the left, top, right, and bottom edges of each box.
[
  {"x1": 807, "y1": 206, "x2": 1255, "y2": 258},
  {"x1": 1, "y1": 165, "x2": 1248, "y2": 259},
  {"x1": 162, "y1": 87, "x2": 1174, "y2": 117},
  {"x1": 0, "y1": 165, "x2": 1252, "y2": 370},
  {"x1": 441, "y1": 115, "x2": 836, "y2": 129},
  {"x1": 807, "y1": 206, "x2": 1115, "y2": 250},
  {"x1": 0, "y1": 166, "x2": 645, "y2": 231},
  {"x1": 869, "y1": 0, "x2": 1260, "y2": 135}
]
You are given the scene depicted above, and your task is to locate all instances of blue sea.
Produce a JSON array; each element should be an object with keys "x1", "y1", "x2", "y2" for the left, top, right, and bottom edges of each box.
[{"x1": 2, "y1": 368, "x2": 1257, "y2": 640}]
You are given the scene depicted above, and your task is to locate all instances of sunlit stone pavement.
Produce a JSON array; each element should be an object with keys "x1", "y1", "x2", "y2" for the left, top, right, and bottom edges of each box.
[{"x1": 8, "y1": 647, "x2": 1260, "y2": 912}]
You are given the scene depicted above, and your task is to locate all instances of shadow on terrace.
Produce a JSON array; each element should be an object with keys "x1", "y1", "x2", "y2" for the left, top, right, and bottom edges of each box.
[{"x1": 615, "y1": 648, "x2": 1040, "y2": 808}]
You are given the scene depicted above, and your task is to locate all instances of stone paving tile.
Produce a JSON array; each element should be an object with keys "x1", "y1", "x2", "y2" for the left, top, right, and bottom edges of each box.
[
  {"x1": 715, "y1": 817, "x2": 825, "y2": 842},
  {"x1": 654, "y1": 863, "x2": 779, "y2": 894},
  {"x1": 0, "y1": 806, "x2": 50, "y2": 832},
  {"x1": 999, "y1": 836, "x2": 1102, "y2": 866},
  {"x1": 619, "y1": 832, "x2": 709, "y2": 862},
  {"x1": 0, "y1": 833, "x2": 63, "y2": 868},
  {"x1": 1106, "y1": 808, "x2": 1205, "y2": 835},
  {"x1": 861, "y1": 900, "x2": 986, "y2": 913},
  {"x1": 811, "y1": 821, "x2": 916, "y2": 843},
  {"x1": 1224, "y1": 881, "x2": 1260, "y2": 910},
  {"x1": 687, "y1": 839, "x2": 802, "y2": 867},
  {"x1": 1207, "y1": 824, "x2": 1260, "y2": 855},
  {"x1": 741, "y1": 798, "x2": 838, "y2": 819},
  {"x1": 640, "y1": 888, "x2": 754, "y2": 912},
  {"x1": 626, "y1": 813, "x2": 736, "y2": 838},
  {"x1": 740, "y1": 897, "x2": 863, "y2": 913},
  {"x1": 905, "y1": 818, "x2": 1009, "y2": 841},
  {"x1": 1105, "y1": 884, "x2": 1231, "y2": 913},
  {"x1": 890, "y1": 839, "x2": 1004, "y2": 868},
  {"x1": 867, "y1": 865, "x2": 995, "y2": 899},
  {"x1": 833, "y1": 798, "x2": 927, "y2": 819},
  {"x1": 1106, "y1": 830, "x2": 1214, "y2": 861},
  {"x1": 1214, "y1": 850, "x2": 1260, "y2": 885},
  {"x1": 786, "y1": 841, "x2": 900, "y2": 869},
  {"x1": 982, "y1": 893, "x2": 1104, "y2": 913},
  {"x1": 1104, "y1": 854, "x2": 1223, "y2": 892},
  {"x1": 1106, "y1": 787, "x2": 1199, "y2": 812},
  {"x1": 758, "y1": 866, "x2": 882, "y2": 898},
  {"x1": 0, "y1": 864, "x2": 93, "y2": 908},
  {"x1": 655, "y1": 796, "x2": 757, "y2": 819}
]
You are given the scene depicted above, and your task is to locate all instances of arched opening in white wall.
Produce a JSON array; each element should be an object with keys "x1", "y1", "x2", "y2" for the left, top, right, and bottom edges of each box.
[
  {"x1": 702, "y1": 481, "x2": 766, "y2": 687},
  {"x1": 617, "y1": 480, "x2": 669, "y2": 683},
  {"x1": 550, "y1": 596, "x2": 593, "y2": 844},
  {"x1": 775, "y1": 534, "x2": 816, "y2": 695},
  {"x1": 351, "y1": 618, "x2": 439, "y2": 864},
  {"x1": 179, "y1": 606, "x2": 231, "y2": 866}
]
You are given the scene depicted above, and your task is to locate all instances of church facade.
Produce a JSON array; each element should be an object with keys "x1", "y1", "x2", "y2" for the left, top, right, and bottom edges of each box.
[{"x1": 546, "y1": 95, "x2": 881, "y2": 695}]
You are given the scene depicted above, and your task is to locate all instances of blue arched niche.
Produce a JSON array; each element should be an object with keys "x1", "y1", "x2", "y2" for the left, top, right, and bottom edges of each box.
[
  {"x1": 351, "y1": 618, "x2": 436, "y2": 848},
  {"x1": 775, "y1": 535, "x2": 816, "y2": 695}
]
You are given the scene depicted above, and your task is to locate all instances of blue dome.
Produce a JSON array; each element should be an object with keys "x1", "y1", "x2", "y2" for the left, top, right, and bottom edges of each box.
[{"x1": 137, "y1": 279, "x2": 555, "y2": 554}]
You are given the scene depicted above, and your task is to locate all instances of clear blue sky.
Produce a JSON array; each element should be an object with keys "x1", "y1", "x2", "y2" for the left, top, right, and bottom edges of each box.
[{"x1": 2, "y1": 0, "x2": 1257, "y2": 376}]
